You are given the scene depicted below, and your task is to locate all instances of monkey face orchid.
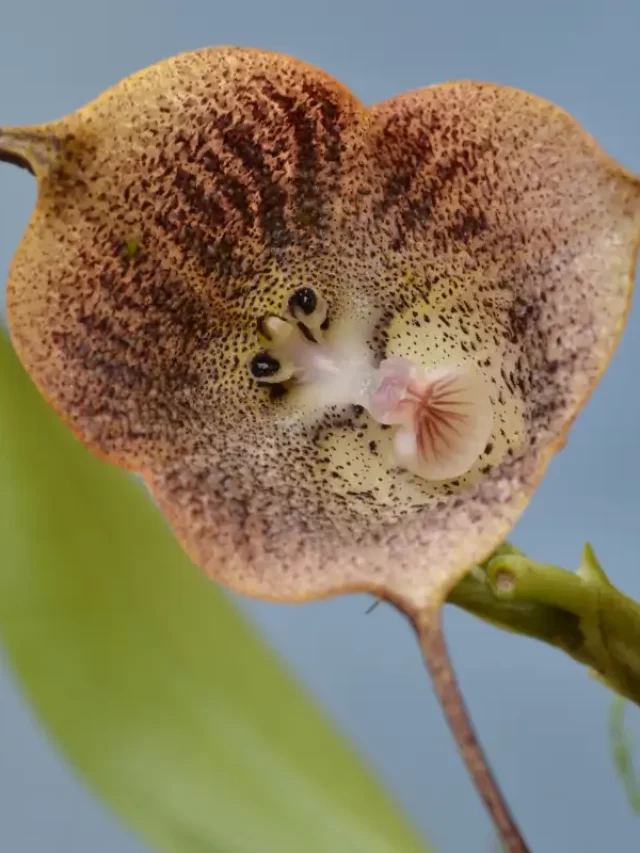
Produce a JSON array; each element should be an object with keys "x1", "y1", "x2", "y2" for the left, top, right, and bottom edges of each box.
[{"x1": 1, "y1": 48, "x2": 638, "y2": 616}]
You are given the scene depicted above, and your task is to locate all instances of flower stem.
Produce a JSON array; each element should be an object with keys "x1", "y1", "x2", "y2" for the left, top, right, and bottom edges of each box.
[{"x1": 409, "y1": 606, "x2": 531, "y2": 853}]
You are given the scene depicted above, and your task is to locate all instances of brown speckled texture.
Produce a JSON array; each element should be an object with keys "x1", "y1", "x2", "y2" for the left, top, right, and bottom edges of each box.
[{"x1": 4, "y1": 47, "x2": 640, "y2": 608}]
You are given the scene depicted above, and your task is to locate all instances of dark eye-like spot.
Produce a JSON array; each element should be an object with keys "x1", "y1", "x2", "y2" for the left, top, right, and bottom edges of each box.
[
  {"x1": 289, "y1": 287, "x2": 317, "y2": 316},
  {"x1": 250, "y1": 352, "x2": 280, "y2": 378}
]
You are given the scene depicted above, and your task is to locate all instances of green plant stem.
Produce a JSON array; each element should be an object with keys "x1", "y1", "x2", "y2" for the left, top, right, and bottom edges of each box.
[{"x1": 447, "y1": 543, "x2": 640, "y2": 707}]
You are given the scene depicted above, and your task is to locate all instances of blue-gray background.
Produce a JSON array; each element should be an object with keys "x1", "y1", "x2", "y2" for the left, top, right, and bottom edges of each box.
[{"x1": 1, "y1": 2, "x2": 639, "y2": 851}]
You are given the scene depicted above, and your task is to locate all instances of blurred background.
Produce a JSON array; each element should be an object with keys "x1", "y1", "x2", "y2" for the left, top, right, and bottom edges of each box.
[{"x1": 1, "y1": 1, "x2": 639, "y2": 851}]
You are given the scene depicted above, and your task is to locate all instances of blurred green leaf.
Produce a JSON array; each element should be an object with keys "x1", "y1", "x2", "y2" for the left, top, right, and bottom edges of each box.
[{"x1": 0, "y1": 326, "x2": 431, "y2": 853}]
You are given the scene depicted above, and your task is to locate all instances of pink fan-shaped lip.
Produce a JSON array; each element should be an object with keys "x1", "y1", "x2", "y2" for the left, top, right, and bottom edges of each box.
[{"x1": 390, "y1": 364, "x2": 494, "y2": 481}]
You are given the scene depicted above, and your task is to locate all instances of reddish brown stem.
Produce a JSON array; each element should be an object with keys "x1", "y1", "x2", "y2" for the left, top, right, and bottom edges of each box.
[{"x1": 410, "y1": 606, "x2": 531, "y2": 853}]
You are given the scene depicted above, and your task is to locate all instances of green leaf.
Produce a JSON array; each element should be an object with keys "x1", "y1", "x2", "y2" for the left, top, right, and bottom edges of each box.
[{"x1": 0, "y1": 326, "x2": 431, "y2": 853}]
